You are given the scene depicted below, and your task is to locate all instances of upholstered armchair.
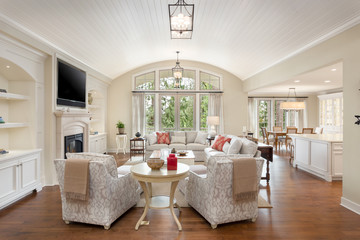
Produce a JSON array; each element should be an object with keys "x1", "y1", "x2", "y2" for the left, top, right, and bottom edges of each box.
[
  {"x1": 54, "y1": 152, "x2": 140, "y2": 229},
  {"x1": 180, "y1": 155, "x2": 264, "y2": 229}
]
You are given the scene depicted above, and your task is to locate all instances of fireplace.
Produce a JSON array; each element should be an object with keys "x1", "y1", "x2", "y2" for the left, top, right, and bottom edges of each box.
[{"x1": 64, "y1": 133, "x2": 83, "y2": 158}]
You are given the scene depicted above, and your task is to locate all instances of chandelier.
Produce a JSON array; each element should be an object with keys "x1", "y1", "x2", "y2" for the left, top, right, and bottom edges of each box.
[
  {"x1": 172, "y1": 51, "x2": 183, "y2": 88},
  {"x1": 168, "y1": 0, "x2": 194, "y2": 39},
  {"x1": 280, "y1": 88, "x2": 305, "y2": 111}
]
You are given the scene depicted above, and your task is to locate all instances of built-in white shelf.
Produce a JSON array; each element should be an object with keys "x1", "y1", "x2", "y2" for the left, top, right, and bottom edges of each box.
[
  {"x1": 90, "y1": 119, "x2": 100, "y2": 123},
  {"x1": 0, "y1": 92, "x2": 29, "y2": 101},
  {"x1": 0, "y1": 123, "x2": 28, "y2": 129},
  {"x1": 88, "y1": 104, "x2": 100, "y2": 109}
]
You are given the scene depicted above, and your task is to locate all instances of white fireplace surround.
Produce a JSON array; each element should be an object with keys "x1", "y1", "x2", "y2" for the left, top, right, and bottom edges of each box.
[{"x1": 54, "y1": 111, "x2": 91, "y2": 159}]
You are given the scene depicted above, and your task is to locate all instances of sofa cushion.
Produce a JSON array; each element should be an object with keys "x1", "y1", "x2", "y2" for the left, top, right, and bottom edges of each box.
[
  {"x1": 228, "y1": 138, "x2": 242, "y2": 154},
  {"x1": 186, "y1": 143, "x2": 208, "y2": 151},
  {"x1": 194, "y1": 132, "x2": 208, "y2": 145},
  {"x1": 222, "y1": 142, "x2": 230, "y2": 153},
  {"x1": 169, "y1": 143, "x2": 186, "y2": 150},
  {"x1": 239, "y1": 138, "x2": 258, "y2": 156},
  {"x1": 204, "y1": 147, "x2": 227, "y2": 158},
  {"x1": 156, "y1": 132, "x2": 170, "y2": 144},
  {"x1": 212, "y1": 135, "x2": 231, "y2": 151},
  {"x1": 144, "y1": 132, "x2": 157, "y2": 145},
  {"x1": 171, "y1": 136, "x2": 186, "y2": 144},
  {"x1": 186, "y1": 131, "x2": 198, "y2": 144},
  {"x1": 146, "y1": 144, "x2": 169, "y2": 151}
]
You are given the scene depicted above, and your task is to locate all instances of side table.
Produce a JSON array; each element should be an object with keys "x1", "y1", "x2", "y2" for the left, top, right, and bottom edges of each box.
[
  {"x1": 130, "y1": 137, "x2": 145, "y2": 161},
  {"x1": 258, "y1": 143, "x2": 273, "y2": 183},
  {"x1": 116, "y1": 134, "x2": 127, "y2": 154}
]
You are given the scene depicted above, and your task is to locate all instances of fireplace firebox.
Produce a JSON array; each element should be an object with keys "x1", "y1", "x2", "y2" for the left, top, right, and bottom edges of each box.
[{"x1": 64, "y1": 133, "x2": 83, "y2": 158}]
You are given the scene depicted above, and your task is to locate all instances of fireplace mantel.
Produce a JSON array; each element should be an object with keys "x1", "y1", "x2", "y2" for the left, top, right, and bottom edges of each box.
[{"x1": 55, "y1": 110, "x2": 91, "y2": 158}]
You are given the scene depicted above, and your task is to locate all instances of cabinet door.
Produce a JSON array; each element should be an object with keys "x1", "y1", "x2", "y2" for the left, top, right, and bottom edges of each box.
[
  {"x1": 310, "y1": 142, "x2": 328, "y2": 172},
  {"x1": 99, "y1": 136, "x2": 107, "y2": 153},
  {"x1": 20, "y1": 154, "x2": 39, "y2": 189},
  {"x1": 89, "y1": 138, "x2": 96, "y2": 153},
  {"x1": 332, "y1": 143, "x2": 343, "y2": 176},
  {"x1": 0, "y1": 160, "x2": 18, "y2": 202}
]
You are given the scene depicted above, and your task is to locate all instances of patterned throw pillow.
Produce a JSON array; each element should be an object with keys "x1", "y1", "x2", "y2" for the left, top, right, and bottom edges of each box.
[
  {"x1": 156, "y1": 132, "x2": 170, "y2": 144},
  {"x1": 211, "y1": 135, "x2": 231, "y2": 151}
]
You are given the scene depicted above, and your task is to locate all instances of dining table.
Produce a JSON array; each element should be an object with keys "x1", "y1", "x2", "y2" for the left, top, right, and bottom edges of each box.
[{"x1": 267, "y1": 130, "x2": 287, "y2": 151}]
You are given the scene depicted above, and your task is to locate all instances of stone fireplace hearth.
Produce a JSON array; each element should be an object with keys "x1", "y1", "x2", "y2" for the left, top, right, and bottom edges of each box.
[{"x1": 55, "y1": 110, "x2": 91, "y2": 159}]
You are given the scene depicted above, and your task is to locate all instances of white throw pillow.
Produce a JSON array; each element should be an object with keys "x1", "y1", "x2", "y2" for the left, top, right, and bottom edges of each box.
[
  {"x1": 186, "y1": 131, "x2": 197, "y2": 144},
  {"x1": 222, "y1": 142, "x2": 230, "y2": 153},
  {"x1": 171, "y1": 136, "x2": 186, "y2": 144},
  {"x1": 240, "y1": 138, "x2": 258, "y2": 156},
  {"x1": 194, "y1": 132, "x2": 208, "y2": 145},
  {"x1": 145, "y1": 133, "x2": 157, "y2": 145},
  {"x1": 227, "y1": 139, "x2": 242, "y2": 154}
]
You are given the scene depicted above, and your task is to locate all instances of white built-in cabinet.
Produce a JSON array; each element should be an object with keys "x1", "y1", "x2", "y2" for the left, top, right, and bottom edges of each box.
[
  {"x1": 89, "y1": 133, "x2": 107, "y2": 154},
  {"x1": 318, "y1": 92, "x2": 343, "y2": 134},
  {"x1": 290, "y1": 134, "x2": 343, "y2": 182},
  {"x1": 87, "y1": 75, "x2": 108, "y2": 153},
  {"x1": 0, "y1": 150, "x2": 42, "y2": 209},
  {"x1": 0, "y1": 33, "x2": 45, "y2": 209}
]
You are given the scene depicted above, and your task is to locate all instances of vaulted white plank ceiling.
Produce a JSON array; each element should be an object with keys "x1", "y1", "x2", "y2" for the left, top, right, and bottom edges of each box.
[{"x1": 0, "y1": 0, "x2": 360, "y2": 82}]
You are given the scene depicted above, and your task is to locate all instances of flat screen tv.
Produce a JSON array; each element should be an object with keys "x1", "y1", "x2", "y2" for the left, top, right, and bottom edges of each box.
[{"x1": 57, "y1": 59, "x2": 86, "y2": 108}]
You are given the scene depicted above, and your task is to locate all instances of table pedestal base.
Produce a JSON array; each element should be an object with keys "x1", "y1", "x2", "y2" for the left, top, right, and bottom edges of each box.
[{"x1": 135, "y1": 181, "x2": 182, "y2": 231}]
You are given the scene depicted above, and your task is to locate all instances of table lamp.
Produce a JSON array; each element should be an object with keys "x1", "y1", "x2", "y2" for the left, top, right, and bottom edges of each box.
[{"x1": 207, "y1": 116, "x2": 220, "y2": 137}]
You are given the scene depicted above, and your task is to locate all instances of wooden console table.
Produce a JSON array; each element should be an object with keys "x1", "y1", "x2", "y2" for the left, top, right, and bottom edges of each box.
[{"x1": 257, "y1": 143, "x2": 273, "y2": 183}]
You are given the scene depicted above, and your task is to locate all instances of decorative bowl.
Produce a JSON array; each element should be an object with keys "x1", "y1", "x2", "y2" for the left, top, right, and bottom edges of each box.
[
  {"x1": 147, "y1": 159, "x2": 164, "y2": 169},
  {"x1": 177, "y1": 151, "x2": 187, "y2": 156}
]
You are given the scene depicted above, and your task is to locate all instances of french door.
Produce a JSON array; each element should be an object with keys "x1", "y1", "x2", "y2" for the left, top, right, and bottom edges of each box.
[{"x1": 159, "y1": 94, "x2": 195, "y2": 131}]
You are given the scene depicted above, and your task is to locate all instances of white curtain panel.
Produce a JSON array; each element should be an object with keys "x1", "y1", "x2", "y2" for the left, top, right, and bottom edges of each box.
[
  {"x1": 132, "y1": 93, "x2": 145, "y2": 138},
  {"x1": 297, "y1": 98, "x2": 308, "y2": 130},
  {"x1": 248, "y1": 98, "x2": 258, "y2": 138},
  {"x1": 208, "y1": 93, "x2": 224, "y2": 135}
]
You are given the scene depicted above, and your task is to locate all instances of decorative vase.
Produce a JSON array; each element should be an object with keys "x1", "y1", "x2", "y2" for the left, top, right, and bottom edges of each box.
[
  {"x1": 0, "y1": 116, "x2": 4, "y2": 124},
  {"x1": 88, "y1": 92, "x2": 93, "y2": 105},
  {"x1": 171, "y1": 148, "x2": 176, "y2": 153},
  {"x1": 118, "y1": 128, "x2": 125, "y2": 134},
  {"x1": 135, "y1": 132, "x2": 141, "y2": 138},
  {"x1": 167, "y1": 154, "x2": 177, "y2": 170}
]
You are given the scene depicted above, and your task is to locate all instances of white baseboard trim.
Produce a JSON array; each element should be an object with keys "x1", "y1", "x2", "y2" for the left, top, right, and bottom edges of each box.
[{"x1": 341, "y1": 197, "x2": 360, "y2": 215}]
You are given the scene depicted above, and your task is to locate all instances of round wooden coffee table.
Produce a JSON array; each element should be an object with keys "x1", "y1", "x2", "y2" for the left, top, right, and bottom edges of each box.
[{"x1": 130, "y1": 162, "x2": 189, "y2": 231}]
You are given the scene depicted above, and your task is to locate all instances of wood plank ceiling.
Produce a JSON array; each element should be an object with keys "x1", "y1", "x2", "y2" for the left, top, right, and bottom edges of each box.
[{"x1": 0, "y1": 0, "x2": 360, "y2": 81}]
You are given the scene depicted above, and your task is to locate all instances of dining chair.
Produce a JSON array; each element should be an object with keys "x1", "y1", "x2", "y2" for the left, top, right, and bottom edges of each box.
[
  {"x1": 261, "y1": 127, "x2": 276, "y2": 146},
  {"x1": 302, "y1": 128, "x2": 314, "y2": 134},
  {"x1": 273, "y1": 126, "x2": 282, "y2": 132},
  {"x1": 285, "y1": 127, "x2": 297, "y2": 152}
]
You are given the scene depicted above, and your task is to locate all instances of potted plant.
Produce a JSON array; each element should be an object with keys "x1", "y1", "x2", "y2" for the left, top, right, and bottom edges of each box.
[{"x1": 116, "y1": 121, "x2": 125, "y2": 134}]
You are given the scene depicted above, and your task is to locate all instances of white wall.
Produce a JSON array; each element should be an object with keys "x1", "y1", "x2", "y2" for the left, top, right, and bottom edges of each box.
[
  {"x1": 107, "y1": 60, "x2": 247, "y2": 152},
  {"x1": 244, "y1": 23, "x2": 360, "y2": 214}
]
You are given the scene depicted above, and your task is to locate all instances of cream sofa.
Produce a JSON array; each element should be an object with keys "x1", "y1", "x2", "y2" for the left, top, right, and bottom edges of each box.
[
  {"x1": 179, "y1": 155, "x2": 264, "y2": 228},
  {"x1": 54, "y1": 152, "x2": 140, "y2": 229},
  {"x1": 144, "y1": 131, "x2": 208, "y2": 162},
  {"x1": 204, "y1": 135, "x2": 261, "y2": 164}
]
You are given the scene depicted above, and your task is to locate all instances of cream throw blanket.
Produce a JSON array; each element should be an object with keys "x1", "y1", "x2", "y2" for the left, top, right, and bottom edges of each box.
[
  {"x1": 231, "y1": 157, "x2": 258, "y2": 201},
  {"x1": 64, "y1": 158, "x2": 90, "y2": 201}
]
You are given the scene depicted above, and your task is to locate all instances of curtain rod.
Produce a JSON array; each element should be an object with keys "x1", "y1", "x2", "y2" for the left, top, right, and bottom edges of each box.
[
  {"x1": 248, "y1": 96, "x2": 308, "y2": 99},
  {"x1": 132, "y1": 90, "x2": 224, "y2": 94}
]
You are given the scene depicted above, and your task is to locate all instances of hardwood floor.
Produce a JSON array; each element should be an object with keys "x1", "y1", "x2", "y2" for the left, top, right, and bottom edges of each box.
[{"x1": 1, "y1": 151, "x2": 359, "y2": 240}]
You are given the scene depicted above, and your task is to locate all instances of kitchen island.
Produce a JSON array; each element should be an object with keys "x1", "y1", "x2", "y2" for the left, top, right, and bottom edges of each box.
[{"x1": 288, "y1": 134, "x2": 343, "y2": 182}]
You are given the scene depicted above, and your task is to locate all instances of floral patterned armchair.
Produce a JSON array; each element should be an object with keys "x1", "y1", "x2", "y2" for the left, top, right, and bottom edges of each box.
[
  {"x1": 180, "y1": 155, "x2": 264, "y2": 229},
  {"x1": 54, "y1": 152, "x2": 140, "y2": 229}
]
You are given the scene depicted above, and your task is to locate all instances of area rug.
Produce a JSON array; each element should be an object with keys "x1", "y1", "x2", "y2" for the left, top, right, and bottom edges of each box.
[
  {"x1": 135, "y1": 182, "x2": 272, "y2": 208},
  {"x1": 124, "y1": 157, "x2": 144, "y2": 165}
]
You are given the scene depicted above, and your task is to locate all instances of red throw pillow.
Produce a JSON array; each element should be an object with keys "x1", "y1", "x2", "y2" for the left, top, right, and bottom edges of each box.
[
  {"x1": 212, "y1": 135, "x2": 231, "y2": 151},
  {"x1": 156, "y1": 132, "x2": 170, "y2": 144}
]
